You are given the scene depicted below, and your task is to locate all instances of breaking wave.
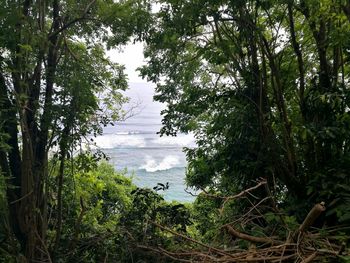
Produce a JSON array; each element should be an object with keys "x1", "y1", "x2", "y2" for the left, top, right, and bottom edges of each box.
[{"x1": 139, "y1": 156, "x2": 182, "y2": 172}]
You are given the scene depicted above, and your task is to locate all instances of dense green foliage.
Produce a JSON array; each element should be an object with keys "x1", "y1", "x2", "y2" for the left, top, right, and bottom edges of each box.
[
  {"x1": 0, "y1": 0, "x2": 152, "y2": 261},
  {"x1": 140, "y1": 0, "x2": 350, "y2": 223},
  {"x1": 47, "y1": 160, "x2": 134, "y2": 262},
  {"x1": 1, "y1": 0, "x2": 350, "y2": 262},
  {"x1": 46, "y1": 160, "x2": 194, "y2": 262}
]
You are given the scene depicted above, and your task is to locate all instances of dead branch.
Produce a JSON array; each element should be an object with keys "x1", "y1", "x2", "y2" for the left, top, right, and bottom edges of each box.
[
  {"x1": 224, "y1": 225, "x2": 283, "y2": 245},
  {"x1": 151, "y1": 221, "x2": 235, "y2": 259},
  {"x1": 136, "y1": 245, "x2": 193, "y2": 263},
  {"x1": 300, "y1": 252, "x2": 317, "y2": 263},
  {"x1": 201, "y1": 179, "x2": 267, "y2": 202},
  {"x1": 137, "y1": 195, "x2": 344, "y2": 263},
  {"x1": 298, "y1": 202, "x2": 326, "y2": 234}
]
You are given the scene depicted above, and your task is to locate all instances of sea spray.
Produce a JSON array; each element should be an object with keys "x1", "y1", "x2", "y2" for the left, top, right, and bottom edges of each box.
[
  {"x1": 139, "y1": 155, "x2": 181, "y2": 172},
  {"x1": 99, "y1": 83, "x2": 196, "y2": 202}
]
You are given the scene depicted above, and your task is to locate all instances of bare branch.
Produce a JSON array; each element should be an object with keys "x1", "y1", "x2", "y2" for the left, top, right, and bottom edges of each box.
[
  {"x1": 224, "y1": 225, "x2": 283, "y2": 245},
  {"x1": 151, "y1": 221, "x2": 236, "y2": 259},
  {"x1": 294, "y1": 202, "x2": 326, "y2": 240}
]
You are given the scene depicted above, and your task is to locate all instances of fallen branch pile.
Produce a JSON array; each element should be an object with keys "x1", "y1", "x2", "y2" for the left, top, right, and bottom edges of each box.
[{"x1": 138, "y1": 180, "x2": 349, "y2": 262}]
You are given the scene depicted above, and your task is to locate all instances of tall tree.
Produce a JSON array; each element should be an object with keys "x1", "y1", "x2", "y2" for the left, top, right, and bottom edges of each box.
[
  {"x1": 140, "y1": 0, "x2": 350, "y2": 220},
  {"x1": 0, "y1": 0, "x2": 151, "y2": 261}
]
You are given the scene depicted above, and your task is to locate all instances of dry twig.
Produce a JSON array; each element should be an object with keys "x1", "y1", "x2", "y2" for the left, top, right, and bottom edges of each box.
[{"x1": 136, "y1": 185, "x2": 345, "y2": 262}]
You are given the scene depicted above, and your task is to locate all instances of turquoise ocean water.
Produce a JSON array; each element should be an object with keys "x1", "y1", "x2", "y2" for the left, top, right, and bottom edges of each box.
[{"x1": 95, "y1": 83, "x2": 196, "y2": 202}]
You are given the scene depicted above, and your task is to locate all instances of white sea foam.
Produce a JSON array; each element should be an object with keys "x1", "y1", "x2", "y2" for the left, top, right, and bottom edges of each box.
[
  {"x1": 139, "y1": 155, "x2": 180, "y2": 172},
  {"x1": 115, "y1": 131, "x2": 131, "y2": 135},
  {"x1": 92, "y1": 134, "x2": 146, "y2": 149},
  {"x1": 155, "y1": 134, "x2": 195, "y2": 147},
  {"x1": 114, "y1": 131, "x2": 140, "y2": 135}
]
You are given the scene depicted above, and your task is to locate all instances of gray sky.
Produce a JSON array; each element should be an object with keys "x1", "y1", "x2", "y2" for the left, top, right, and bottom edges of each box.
[
  {"x1": 107, "y1": 42, "x2": 159, "y2": 121},
  {"x1": 107, "y1": 42, "x2": 148, "y2": 83}
]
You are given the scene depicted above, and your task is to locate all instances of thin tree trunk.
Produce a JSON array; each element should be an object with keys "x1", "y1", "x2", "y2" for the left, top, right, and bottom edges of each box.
[
  {"x1": 287, "y1": 3, "x2": 306, "y2": 117},
  {"x1": 53, "y1": 126, "x2": 70, "y2": 253}
]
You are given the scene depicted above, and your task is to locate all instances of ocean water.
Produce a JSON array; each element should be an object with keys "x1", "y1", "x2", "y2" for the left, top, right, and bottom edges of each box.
[{"x1": 95, "y1": 83, "x2": 196, "y2": 202}]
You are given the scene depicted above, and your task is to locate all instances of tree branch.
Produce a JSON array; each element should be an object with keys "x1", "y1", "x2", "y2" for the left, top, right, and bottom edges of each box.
[
  {"x1": 297, "y1": 202, "x2": 326, "y2": 234},
  {"x1": 224, "y1": 225, "x2": 283, "y2": 245},
  {"x1": 49, "y1": 0, "x2": 97, "y2": 39},
  {"x1": 151, "y1": 221, "x2": 235, "y2": 258}
]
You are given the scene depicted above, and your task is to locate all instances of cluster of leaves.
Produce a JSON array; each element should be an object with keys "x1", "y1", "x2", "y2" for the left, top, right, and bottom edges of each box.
[
  {"x1": 0, "y1": 0, "x2": 153, "y2": 260},
  {"x1": 1, "y1": 0, "x2": 350, "y2": 261},
  {"x1": 43, "y1": 157, "x2": 194, "y2": 262},
  {"x1": 140, "y1": 0, "x2": 350, "y2": 226},
  {"x1": 46, "y1": 159, "x2": 132, "y2": 259},
  {"x1": 118, "y1": 188, "x2": 193, "y2": 262}
]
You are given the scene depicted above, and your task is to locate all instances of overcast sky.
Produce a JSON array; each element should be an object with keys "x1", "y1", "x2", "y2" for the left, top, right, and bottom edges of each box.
[
  {"x1": 106, "y1": 42, "x2": 159, "y2": 120},
  {"x1": 107, "y1": 42, "x2": 148, "y2": 84}
]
